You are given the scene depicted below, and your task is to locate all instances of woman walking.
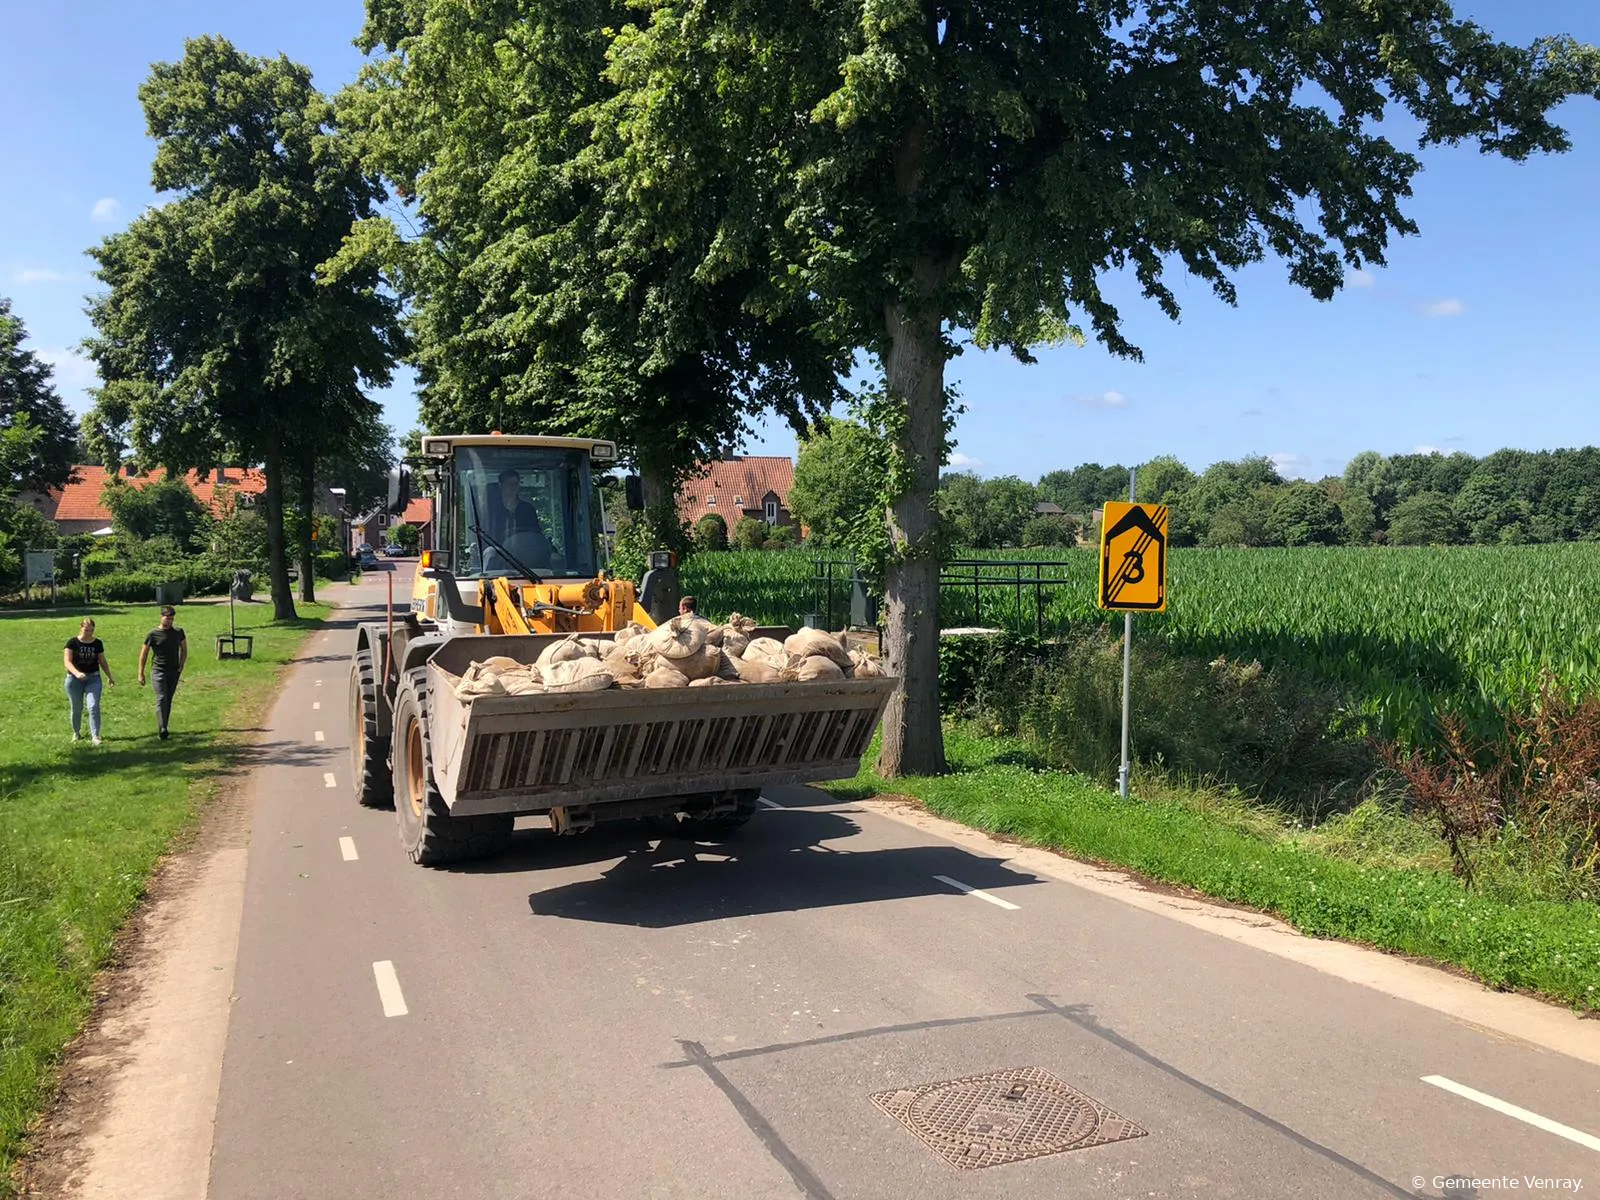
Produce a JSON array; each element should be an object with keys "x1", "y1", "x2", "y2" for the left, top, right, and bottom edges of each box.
[{"x1": 64, "y1": 617, "x2": 115, "y2": 746}]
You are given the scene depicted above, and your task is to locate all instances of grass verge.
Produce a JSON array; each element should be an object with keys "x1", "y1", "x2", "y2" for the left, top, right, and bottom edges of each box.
[
  {"x1": 0, "y1": 598, "x2": 327, "y2": 1191},
  {"x1": 824, "y1": 725, "x2": 1600, "y2": 1013}
]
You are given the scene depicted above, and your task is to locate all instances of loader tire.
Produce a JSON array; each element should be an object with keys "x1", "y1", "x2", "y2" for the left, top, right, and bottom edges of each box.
[
  {"x1": 392, "y1": 669, "x2": 512, "y2": 866},
  {"x1": 656, "y1": 789, "x2": 762, "y2": 839},
  {"x1": 350, "y1": 645, "x2": 392, "y2": 809}
]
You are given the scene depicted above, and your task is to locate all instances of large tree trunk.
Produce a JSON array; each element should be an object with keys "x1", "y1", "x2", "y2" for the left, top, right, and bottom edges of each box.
[
  {"x1": 877, "y1": 265, "x2": 948, "y2": 779},
  {"x1": 262, "y1": 438, "x2": 297, "y2": 621},
  {"x1": 298, "y1": 458, "x2": 317, "y2": 604}
]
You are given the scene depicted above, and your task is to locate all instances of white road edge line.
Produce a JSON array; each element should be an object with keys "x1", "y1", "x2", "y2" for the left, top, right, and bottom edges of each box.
[
  {"x1": 372, "y1": 961, "x2": 408, "y2": 1018},
  {"x1": 758, "y1": 798, "x2": 783, "y2": 810},
  {"x1": 1422, "y1": 1076, "x2": 1600, "y2": 1153},
  {"x1": 933, "y1": 874, "x2": 1020, "y2": 911},
  {"x1": 323, "y1": 772, "x2": 337, "y2": 789},
  {"x1": 340, "y1": 837, "x2": 358, "y2": 862},
  {"x1": 314, "y1": 730, "x2": 325, "y2": 743}
]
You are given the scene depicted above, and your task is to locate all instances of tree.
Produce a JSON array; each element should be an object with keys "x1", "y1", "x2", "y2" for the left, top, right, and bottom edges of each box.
[
  {"x1": 1266, "y1": 482, "x2": 1343, "y2": 547},
  {"x1": 788, "y1": 418, "x2": 887, "y2": 548},
  {"x1": 84, "y1": 38, "x2": 403, "y2": 619},
  {"x1": 1135, "y1": 456, "x2": 1197, "y2": 507},
  {"x1": 341, "y1": 4, "x2": 848, "y2": 535},
  {"x1": 1201, "y1": 498, "x2": 1274, "y2": 548},
  {"x1": 1038, "y1": 463, "x2": 1128, "y2": 515},
  {"x1": 101, "y1": 476, "x2": 211, "y2": 551},
  {"x1": 1387, "y1": 492, "x2": 1461, "y2": 546},
  {"x1": 938, "y1": 472, "x2": 1038, "y2": 548},
  {"x1": 525, "y1": 5, "x2": 1600, "y2": 775},
  {"x1": 694, "y1": 513, "x2": 729, "y2": 552},
  {"x1": 1341, "y1": 491, "x2": 1378, "y2": 546},
  {"x1": 388, "y1": 521, "x2": 421, "y2": 554},
  {"x1": 1021, "y1": 514, "x2": 1078, "y2": 548},
  {"x1": 0, "y1": 297, "x2": 78, "y2": 494}
]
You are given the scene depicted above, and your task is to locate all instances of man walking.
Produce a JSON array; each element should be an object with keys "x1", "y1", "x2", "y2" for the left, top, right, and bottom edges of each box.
[{"x1": 139, "y1": 605, "x2": 188, "y2": 739}]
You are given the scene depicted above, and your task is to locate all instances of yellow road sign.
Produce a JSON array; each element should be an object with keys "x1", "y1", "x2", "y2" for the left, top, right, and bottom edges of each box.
[{"x1": 1098, "y1": 501, "x2": 1168, "y2": 612}]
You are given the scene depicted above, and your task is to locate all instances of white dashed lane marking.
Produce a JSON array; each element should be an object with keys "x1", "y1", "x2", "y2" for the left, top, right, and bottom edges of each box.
[
  {"x1": 932, "y1": 875, "x2": 1020, "y2": 911},
  {"x1": 372, "y1": 961, "x2": 407, "y2": 1017}
]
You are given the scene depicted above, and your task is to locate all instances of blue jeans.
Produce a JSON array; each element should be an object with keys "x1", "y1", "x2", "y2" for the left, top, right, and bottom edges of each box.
[{"x1": 66, "y1": 673, "x2": 103, "y2": 739}]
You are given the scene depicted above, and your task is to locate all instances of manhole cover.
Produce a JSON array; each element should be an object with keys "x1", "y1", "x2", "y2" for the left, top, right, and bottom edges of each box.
[{"x1": 870, "y1": 1066, "x2": 1147, "y2": 1170}]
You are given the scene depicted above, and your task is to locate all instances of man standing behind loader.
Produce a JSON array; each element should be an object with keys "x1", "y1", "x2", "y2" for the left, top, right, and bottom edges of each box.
[{"x1": 139, "y1": 604, "x2": 188, "y2": 740}]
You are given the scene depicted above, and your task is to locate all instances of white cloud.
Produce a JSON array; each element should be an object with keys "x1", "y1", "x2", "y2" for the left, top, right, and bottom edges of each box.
[
  {"x1": 947, "y1": 452, "x2": 983, "y2": 469},
  {"x1": 1413, "y1": 444, "x2": 1445, "y2": 456},
  {"x1": 90, "y1": 197, "x2": 121, "y2": 223},
  {"x1": 1074, "y1": 389, "x2": 1127, "y2": 408},
  {"x1": 38, "y1": 348, "x2": 99, "y2": 409},
  {"x1": 1269, "y1": 452, "x2": 1313, "y2": 480},
  {"x1": 1349, "y1": 268, "x2": 1375, "y2": 287},
  {"x1": 1424, "y1": 297, "x2": 1465, "y2": 318},
  {"x1": 12, "y1": 267, "x2": 72, "y2": 284}
]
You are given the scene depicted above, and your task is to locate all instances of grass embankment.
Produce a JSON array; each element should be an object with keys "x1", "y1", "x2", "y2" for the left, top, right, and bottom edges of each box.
[
  {"x1": 0, "y1": 598, "x2": 328, "y2": 1190},
  {"x1": 825, "y1": 727, "x2": 1600, "y2": 1012}
]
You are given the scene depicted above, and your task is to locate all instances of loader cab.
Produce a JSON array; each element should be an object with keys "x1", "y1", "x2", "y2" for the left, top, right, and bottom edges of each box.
[{"x1": 427, "y1": 438, "x2": 611, "y2": 584}]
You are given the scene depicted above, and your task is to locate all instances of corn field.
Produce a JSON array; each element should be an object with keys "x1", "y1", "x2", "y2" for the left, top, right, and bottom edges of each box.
[{"x1": 684, "y1": 544, "x2": 1600, "y2": 743}]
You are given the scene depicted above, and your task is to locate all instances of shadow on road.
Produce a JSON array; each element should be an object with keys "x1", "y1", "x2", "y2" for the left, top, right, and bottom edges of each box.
[{"x1": 515, "y1": 806, "x2": 1042, "y2": 926}]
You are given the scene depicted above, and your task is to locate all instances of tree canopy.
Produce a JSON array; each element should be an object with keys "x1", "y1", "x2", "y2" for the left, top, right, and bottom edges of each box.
[
  {"x1": 0, "y1": 297, "x2": 78, "y2": 495},
  {"x1": 84, "y1": 36, "x2": 402, "y2": 617},
  {"x1": 340, "y1": 1, "x2": 850, "y2": 524},
  {"x1": 584, "y1": 1, "x2": 1600, "y2": 774}
]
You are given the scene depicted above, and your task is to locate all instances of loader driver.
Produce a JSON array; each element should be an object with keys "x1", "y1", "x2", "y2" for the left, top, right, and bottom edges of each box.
[{"x1": 482, "y1": 468, "x2": 556, "y2": 570}]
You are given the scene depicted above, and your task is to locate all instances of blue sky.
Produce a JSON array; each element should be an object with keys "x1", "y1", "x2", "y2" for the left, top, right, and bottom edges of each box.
[{"x1": 3, "y1": 1, "x2": 1597, "y2": 483}]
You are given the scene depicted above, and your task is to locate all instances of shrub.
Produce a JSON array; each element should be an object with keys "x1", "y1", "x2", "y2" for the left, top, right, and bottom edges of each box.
[
  {"x1": 948, "y1": 626, "x2": 1375, "y2": 818},
  {"x1": 733, "y1": 516, "x2": 767, "y2": 550},
  {"x1": 695, "y1": 513, "x2": 729, "y2": 552}
]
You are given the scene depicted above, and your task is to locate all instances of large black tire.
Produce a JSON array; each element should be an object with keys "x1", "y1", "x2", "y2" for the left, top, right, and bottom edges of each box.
[
  {"x1": 654, "y1": 789, "x2": 763, "y2": 840},
  {"x1": 392, "y1": 669, "x2": 513, "y2": 866},
  {"x1": 349, "y1": 645, "x2": 392, "y2": 809}
]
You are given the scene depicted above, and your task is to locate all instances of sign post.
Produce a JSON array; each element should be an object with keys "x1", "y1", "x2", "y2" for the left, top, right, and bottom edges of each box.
[{"x1": 1097, "y1": 476, "x2": 1169, "y2": 799}]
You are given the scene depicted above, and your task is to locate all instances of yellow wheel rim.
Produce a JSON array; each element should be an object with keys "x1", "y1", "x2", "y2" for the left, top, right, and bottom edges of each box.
[{"x1": 406, "y1": 718, "x2": 426, "y2": 818}]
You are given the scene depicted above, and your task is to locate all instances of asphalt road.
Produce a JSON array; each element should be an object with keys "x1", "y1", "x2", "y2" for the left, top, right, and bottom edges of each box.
[{"x1": 206, "y1": 581, "x2": 1600, "y2": 1199}]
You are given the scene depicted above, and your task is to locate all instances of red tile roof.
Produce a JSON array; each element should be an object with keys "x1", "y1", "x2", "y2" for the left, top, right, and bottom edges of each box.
[
  {"x1": 676, "y1": 456, "x2": 795, "y2": 529},
  {"x1": 45, "y1": 465, "x2": 267, "y2": 524},
  {"x1": 401, "y1": 497, "x2": 433, "y2": 526}
]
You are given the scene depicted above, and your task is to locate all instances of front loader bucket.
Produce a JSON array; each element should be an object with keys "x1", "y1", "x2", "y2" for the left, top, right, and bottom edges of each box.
[{"x1": 421, "y1": 634, "x2": 895, "y2": 817}]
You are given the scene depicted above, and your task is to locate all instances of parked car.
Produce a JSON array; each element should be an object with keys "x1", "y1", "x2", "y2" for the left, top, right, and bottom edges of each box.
[
  {"x1": 383, "y1": 543, "x2": 406, "y2": 557},
  {"x1": 357, "y1": 546, "x2": 380, "y2": 569}
]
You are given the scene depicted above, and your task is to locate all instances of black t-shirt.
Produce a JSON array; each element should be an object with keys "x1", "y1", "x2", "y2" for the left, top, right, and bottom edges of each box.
[
  {"x1": 66, "y1": 637, "x2": 104, "y2": 675},
  {"x1": 144, "y1": 627, "x2": 186, "y2": 674}
]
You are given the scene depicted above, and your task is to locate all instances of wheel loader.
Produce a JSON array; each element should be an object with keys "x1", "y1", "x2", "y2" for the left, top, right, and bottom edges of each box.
[{"x1": 347, "y1": 433, "x2": 895, "y2": 866}]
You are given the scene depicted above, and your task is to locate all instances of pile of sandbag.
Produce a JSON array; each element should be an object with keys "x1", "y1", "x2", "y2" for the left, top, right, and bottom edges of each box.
[{"x1": 448, "y1": 613, "x2": 884, "y2": 699}]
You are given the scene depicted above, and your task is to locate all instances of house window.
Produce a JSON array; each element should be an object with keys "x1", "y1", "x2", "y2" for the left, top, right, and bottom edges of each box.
[
  {"x1": 733, "y1": 495, "x2": 744, "y2": 507},
  {"x1": 706, "y1": 495, "x2": 716, "y2": 507},
  {"x1": 765, "y1": 499, "x2": 777, "y2": 524}
]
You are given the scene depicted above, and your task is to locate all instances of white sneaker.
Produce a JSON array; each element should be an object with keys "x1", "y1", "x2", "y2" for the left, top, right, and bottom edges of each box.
[{"x1": 91, "y1": 737, "x2": 102, "y2": 747}]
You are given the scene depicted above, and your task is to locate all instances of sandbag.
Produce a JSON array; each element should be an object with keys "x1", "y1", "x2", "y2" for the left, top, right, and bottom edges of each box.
[
  {"x1": 455, "y1": 672, "x2": 509, "y2": 698},
  {"x1": 646, "y1": 616, "x2": 707, "y2": 661},
  {"x1": 793, "y1": 654, "x2": 845, "y2": 682},
  {"x1": 612, "y1": 621, "x2": 650, "y2": 650},
  {"x1": 720, "y1": 630, "x2": 750, "y2": 658},
  {"x1": 689, "y1": 676, "x2": 733, "y2": 687},
  {"x1": 785, "y1": 628, "x2": 852, "y2": 668},
  {"x1": 540, "y1": 657, "x2": 614, "y2": 693},
  {"x1": 730, "y1": 654, "x2": 785, "y2": 684},
  {"x1": 674, "y1": 645, "x2": 732, "y2": 682},
  {"x1": 743, "y1": 637, "x2": 787, "y2": 668},
  {"x1": 537, "y1": 635, "x2": 590, "y2": 668},
  {"x1": 644, "y1": 663, "x2": 691, "y2": 689},
  {"x1": 847, "y1": 649, "x2": 884, "y2": 679},
  {"x1": 479, "y1": 655, "x2": 525, "y2": 672},
  {"x1": 501, "y1": 674, "x2": 546, "y2": 696}
]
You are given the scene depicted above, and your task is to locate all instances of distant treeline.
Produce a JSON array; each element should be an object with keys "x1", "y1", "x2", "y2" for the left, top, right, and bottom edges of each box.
[{"x1": 943, "y1": 447, "x2": 1600, "y2": 549}]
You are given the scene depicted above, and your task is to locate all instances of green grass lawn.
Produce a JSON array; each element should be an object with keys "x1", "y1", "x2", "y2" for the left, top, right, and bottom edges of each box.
[
  {"x1": 0, "y1": 598, "x2": 327, "y2": 1191},
  {"x1": 825, "y1": 726, "x2": 1600, "y2": 1012}
]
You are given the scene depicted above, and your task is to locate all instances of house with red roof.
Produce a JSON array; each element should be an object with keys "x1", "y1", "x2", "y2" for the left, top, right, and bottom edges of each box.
[
  {"x1": 350, "y1": 496, "x2": 434, "y2": 554},
  {"x1": 676, "y1": 456, "x2": 799, "y2": 536},
  {"x1": 20, "y1": 465, "x2": 270, "y2": 537}
]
